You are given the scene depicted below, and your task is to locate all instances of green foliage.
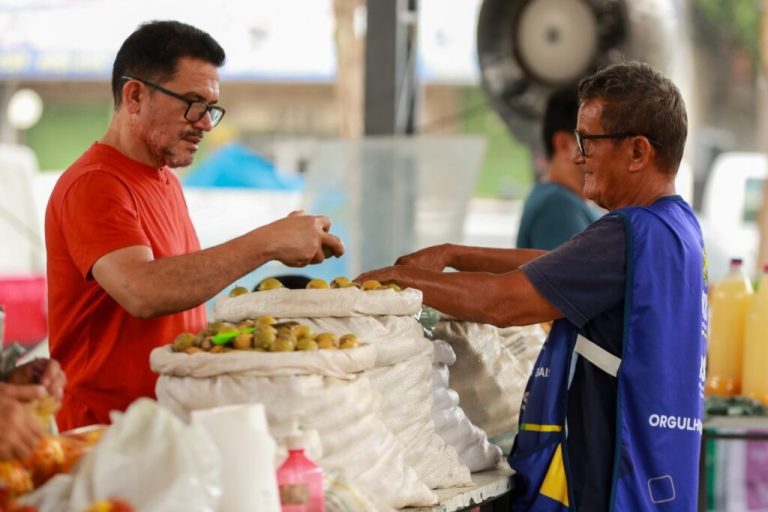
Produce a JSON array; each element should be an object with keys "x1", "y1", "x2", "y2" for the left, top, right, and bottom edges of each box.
[
  {"x1": 25, "y1": 103, "x2": 110, "y2": 171},
  {"x1": 694, "y1": 0, "x2": 760, "y2": 63},
  {"x1": 457, "y1": 87, "x2": 533, "y2": 199}
]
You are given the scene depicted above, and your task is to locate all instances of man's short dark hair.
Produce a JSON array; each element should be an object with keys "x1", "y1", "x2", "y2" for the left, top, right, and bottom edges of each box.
[
  {"x1": 542, "y1": 88, "x2": 579, "y2": 159},
  {"x1": 111, "y1": 20, "x2": 226, "y2": 108},
  {"x1": 578, "y1": 61, "x2": 687, "y2": 173}
]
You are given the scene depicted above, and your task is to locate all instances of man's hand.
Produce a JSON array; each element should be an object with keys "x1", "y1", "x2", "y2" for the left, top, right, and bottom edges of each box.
[
  {"x1": 355, "y1": 265, "x2": 401, "y2": 287},
  {"x1": 265, "y1": 211, "x2": 345, "y2": 267},
  {"x1": 0, "y1": 383, "x2": 45, "y2": 460},
  {"x1": 5, "y1": 359, "x2": 66, "y2": 403},
  {"x1": 395, "y1": 244, "x2": 452, "y2": 271}
]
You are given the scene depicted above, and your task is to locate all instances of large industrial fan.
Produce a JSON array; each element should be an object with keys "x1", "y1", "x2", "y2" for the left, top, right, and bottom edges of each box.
[{"x1": 476, "y1": 0, "x2": 691, "y2": 166}]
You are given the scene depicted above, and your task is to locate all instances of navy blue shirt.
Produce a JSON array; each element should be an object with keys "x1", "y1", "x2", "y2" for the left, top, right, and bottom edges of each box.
[{"x1": 521, "y1": 215, "x2": 627, "y2": 511}]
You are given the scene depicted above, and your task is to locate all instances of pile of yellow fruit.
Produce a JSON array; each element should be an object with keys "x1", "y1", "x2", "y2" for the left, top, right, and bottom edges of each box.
[
  {"x1": 171, "y1": 316, "x2": 361, "y2": 354},
  {"x1": 227, "y1": 277, "x2": 401, "y2": 297}
]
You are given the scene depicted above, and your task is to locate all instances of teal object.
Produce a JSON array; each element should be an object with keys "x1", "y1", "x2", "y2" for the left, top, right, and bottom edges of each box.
[{"x1": 184, "y1": 142, "x2": 303, "y2": 190}]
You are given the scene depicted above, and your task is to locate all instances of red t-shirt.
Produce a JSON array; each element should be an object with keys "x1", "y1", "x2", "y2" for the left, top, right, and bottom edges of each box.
[{"x1": 45, "y1": 143, "x2": 207, "y2": 430}]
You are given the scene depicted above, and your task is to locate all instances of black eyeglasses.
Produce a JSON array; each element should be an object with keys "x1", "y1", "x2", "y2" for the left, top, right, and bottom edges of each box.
[
  {"x1": 574, "y1": 131, "x2": 659, "y2": 157},
  {"x1": 121, "y1": 75, "x2": 225, "y2": 127}
]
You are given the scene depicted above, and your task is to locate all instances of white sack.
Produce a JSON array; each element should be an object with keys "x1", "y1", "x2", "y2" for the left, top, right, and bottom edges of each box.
[
  {"x1": 430, "y1": 340, "x2": 504, "y2": 472},
  {"x1": 214, "y1": 287, "x2": 423, "y2": 320},
  {"x1": 151, "y1": 345, "x2": 436, "y2": 509},
  {"x1": 214, "y1": 289, "x2": 472, "y2": 490},
  {"x1": 433, "y1": 320, "x2": 547, "y2": 436}
]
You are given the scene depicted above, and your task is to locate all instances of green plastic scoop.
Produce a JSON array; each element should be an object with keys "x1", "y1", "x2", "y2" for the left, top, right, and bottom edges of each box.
[{"x1": 211, "y1": 326, "x2": 255, "y2": 345}]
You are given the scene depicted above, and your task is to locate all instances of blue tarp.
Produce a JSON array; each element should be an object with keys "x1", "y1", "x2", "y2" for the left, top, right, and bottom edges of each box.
[{"x1": 184, "y1": 142, "x2": 304, "y2": 190}]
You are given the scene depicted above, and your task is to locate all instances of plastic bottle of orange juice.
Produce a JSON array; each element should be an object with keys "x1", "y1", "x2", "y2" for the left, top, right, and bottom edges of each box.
[
  {"x1": 742, "y1": 264, "x2": 768, "y2": 405},
  {"x1": 706, "y1": 258, "x2": 753, "y2": 397}
]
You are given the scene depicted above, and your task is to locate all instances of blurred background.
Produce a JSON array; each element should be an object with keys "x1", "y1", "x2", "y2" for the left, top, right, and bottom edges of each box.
[{"x1": 0, "y1": 0, "x2": 766, "y2": 340}]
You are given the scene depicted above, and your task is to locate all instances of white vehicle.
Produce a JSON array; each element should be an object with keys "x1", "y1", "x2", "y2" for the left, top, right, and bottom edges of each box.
[{"x1": 700, "y1": 152, "x2": 767, "y2": 283}]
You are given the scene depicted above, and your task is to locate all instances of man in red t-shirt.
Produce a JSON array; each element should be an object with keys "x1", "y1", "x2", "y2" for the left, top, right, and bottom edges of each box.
[{"x1": 45, "y1": 21, "x2": 344, "y2": 430}]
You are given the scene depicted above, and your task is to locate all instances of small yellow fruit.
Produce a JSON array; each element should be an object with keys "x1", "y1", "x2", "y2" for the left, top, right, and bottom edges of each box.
[
  {"x1": 217, "y1": 325, "x2": 239, "y2": 337},
  {"x1": 257, "y1": 315, "x2": 277, "y2": 326},
  {"x1": 385, "y1": 282, "x2": 401, "y2": 291},
  {"x1": 331, "y1": 276, "x2": 355, "y2": 288},
  {"x1": 203, "y1": 321, "x2": 224, "y2": 336},
  {"x1": 361, "y1": 279, "x2": 382, "y2": 291},
  {"x1": 271, "y1": 337, "x2": 296, "y2": 352},
  {"x1": 296, "y1": 338, "x2": 319, "y2": 351},
  {"x1": 315, "y1": 332, "x2": 339, "y2": 348},
  {"x1": 254, "y1": 326, "x2": 277, "y2": 349},
  {"x1": 229, "y1": 286, "x2": 249, "y2": 297},
  {"x1": 258, "y1": 278, "x2": 285, "y2": 291},
  {"x1": 292, "y1": 325, "x2": 313, "y2": 339},
  {"x1": 339, "y1": 333, "x2": 359, "y2": 349},
  {"x1": 233, "y1": 332, "x2": 254, "y2": 350},
  {"x1": 276, "y1": 326, "x2": 297, "y2": 341},
  {"x1": 306, "y1": 278, "x2": 330, "y2": 289},
  {"x1": 172, "y1": 332, "x2": 196, "y2": 352},
  {"x1": 185, "y1": 347, "x2": 204, "y2": 355}
]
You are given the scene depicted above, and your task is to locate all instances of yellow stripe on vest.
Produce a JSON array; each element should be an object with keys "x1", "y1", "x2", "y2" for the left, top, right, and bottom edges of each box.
[
  {"x1": 519, "y1": 423, "x2": 562, "y2": 432},
  {"x1": 539, "y1": 443, "x2": 570, "y2": 507}
]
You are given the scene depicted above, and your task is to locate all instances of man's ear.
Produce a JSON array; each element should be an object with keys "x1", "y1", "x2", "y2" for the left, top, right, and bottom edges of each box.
[
  {"x1": 122, "y1": 81, "x2": 143, "y2": 114},
  {"x1": 628, "y1": 135, "x2": 653, "y2": 173},
  {"x1": 553, "y1": 131, "x2": 576, "y2": 156}
]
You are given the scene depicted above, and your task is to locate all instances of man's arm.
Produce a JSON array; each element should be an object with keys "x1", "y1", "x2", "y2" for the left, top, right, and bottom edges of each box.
[
  {"x1": 92, "y1": 213, "x2": 344, "y2": 318},
  {"x1": 356, "y1": 264, "x2": 561, "y2": 327},
  {"x1": 395, "y1": 243, "x2": 546, "y2": 274}
]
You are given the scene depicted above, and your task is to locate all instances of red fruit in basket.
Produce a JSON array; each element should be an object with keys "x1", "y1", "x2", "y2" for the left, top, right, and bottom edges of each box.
[
  {"x1": 0, "y1": 461, "x2": 33, "y2": 498},
  {"x1": 21, "y1": 436, "x2": 65, "y2": 487}
]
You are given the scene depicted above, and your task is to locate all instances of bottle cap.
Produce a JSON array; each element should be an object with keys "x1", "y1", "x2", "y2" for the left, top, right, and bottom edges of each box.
[
  {"x1": 731, "y1": 257, "x2": 743, "y2": 266},
  {"x1": 285, "y1": 419, "x2": 305, "y2": 450}
]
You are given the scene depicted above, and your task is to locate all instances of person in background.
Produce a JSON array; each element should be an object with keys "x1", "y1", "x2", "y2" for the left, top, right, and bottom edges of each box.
[
  {"x1": 45, "y1": 20, "x2": 344, "y2": 430},
  {"x1": 0, "y1": 358, "x2": 65, "y2": 460},
  {"x1": 516, "y1": 88, "x2": 601, "y2": 250},
  {"x1": 358, "y1": 62, "x2": 706, "y2": 511}
]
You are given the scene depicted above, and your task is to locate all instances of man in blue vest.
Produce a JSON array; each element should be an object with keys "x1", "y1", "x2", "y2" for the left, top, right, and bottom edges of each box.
[{"x1": 358, "y1": 61, "x2": 707, "y2": 511}]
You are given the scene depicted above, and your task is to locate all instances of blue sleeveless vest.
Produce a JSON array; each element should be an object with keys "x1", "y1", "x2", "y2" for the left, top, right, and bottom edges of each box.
[{"x1": 508, "y1": 197, "x2": 708, "y2": 511}]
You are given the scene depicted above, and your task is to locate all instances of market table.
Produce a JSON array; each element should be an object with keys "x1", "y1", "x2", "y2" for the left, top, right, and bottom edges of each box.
[
  {"x1": 698, "y1": 415, "x2": 768, "y2": 512},
  {"x1": 408, "y1": 467, "x2": 514, "y2": 512}
]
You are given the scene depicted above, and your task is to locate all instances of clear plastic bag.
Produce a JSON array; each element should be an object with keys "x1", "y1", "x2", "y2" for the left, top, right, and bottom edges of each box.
[{"x1": 19, "y1": 399, "x2": 222, "y2": 512}]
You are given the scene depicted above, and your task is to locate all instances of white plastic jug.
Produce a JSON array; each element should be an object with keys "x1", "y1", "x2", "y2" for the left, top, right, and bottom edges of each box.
[{"x1": 192, "y1": 403, "x2": 281, "y2": 512}]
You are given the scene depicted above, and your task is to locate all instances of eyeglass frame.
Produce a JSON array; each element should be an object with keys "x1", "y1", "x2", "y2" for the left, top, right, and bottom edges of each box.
[
  {"x1": 120, "y1": 75, "x2": 225, "y2": 127},
  {"x1": 574, "y1": 130, "x2": 660, "y2": 157}
]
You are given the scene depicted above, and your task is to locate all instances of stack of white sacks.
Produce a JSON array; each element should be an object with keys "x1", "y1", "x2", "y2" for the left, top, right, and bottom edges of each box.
[
  {"x1": 151, "y1": 286, "x2": 515, "y2": 508},
  {"x1": 432, "y1": 318, "x2": 547, "y2": 437}
]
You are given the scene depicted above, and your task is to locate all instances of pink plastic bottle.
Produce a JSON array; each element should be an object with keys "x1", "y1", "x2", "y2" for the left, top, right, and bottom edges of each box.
[{"x1": 277, "y1": 427, "x2": 324, "y2": 512}]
